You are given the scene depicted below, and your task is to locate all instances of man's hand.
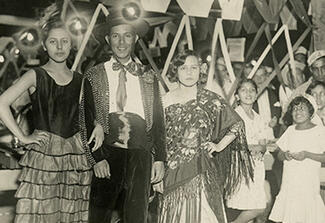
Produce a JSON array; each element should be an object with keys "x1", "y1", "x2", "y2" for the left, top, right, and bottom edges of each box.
[
  {"x1": 88, "y1": 123, "x2": 104, "y2": 152},
  {"x1": 151, "y1": 161, "x2": 165, "y2": 183},
  {"x1": 94, "y1": 160, "x2": 111, "y2": 178}
]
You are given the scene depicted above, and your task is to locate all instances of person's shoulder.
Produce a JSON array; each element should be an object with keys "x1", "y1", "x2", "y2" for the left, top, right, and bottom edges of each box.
[
  {"x1": 162, "y1": 90, "x2": 175, "y2": 108},
  {"x1": 313, "y1": 124, "x2": 325, "y2": 133},
  {"x1": 201, "y1": 88, "x2": 227, "y2": 105},
  {"x1": 139, "y1": 65, "x2": 156, "y2": 84},
  {"x1": 85, "y1": 62, "x2": 106, "y2": 75}
]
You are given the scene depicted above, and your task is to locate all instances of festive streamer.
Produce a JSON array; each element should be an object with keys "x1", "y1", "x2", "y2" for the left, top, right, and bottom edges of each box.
[
  {"x1": 138, "y1": 39, "x2": 169, "y2": 92},
  {"x1": 185, "y1": 15, "x2": 193, "y2": 50},
  {"x1": 161, "y1": 15, "x2": 186, "y2": 80},
  {"x1": 71, "y1": 3, "x2": 109, "y2": 72},
  {"x1": 257, "y1": 27, "x2": 311, "y2": 96}
]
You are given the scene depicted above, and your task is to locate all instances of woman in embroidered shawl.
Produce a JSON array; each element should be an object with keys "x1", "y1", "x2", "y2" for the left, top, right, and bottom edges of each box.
[
  {"x1": 0, "y1": 10, "x2": 103, "y2": 222},
  {"x1": 159, "y1": 50, "x2": 253, "y2": 223}
]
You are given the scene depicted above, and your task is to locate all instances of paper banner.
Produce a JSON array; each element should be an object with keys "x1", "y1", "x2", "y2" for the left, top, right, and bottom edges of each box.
[
  {"x1": 176, "y1": 0, "x2": 214, "y2": 17},
  {"x1": 227, "y1": 38, "x2": 245, "y2": 62},
  {"x1": 219, "y1": 0, "x2": 244, "y2": 21},
  {"x1": 141, "y1": 0, "x2": 171, "y2": 13}
]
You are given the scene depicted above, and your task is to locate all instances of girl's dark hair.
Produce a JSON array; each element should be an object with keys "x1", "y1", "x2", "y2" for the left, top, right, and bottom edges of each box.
[
  {"x1": 235, "y1": 78, "x2": 258, "y2": 95},
  {"x1": 167, "y1": 50, "x2": 201, "y2": 83},
  {"x1": 283, "y1": 96, "x2": 314, "y2": 126},
  {"x1": 307, "y1": 80, "x2": 325, "y2": 94}
]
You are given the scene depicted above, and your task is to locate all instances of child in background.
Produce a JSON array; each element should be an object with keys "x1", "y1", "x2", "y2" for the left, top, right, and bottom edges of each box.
[
  {"x1": 308, "y1": 81, "x2": 325, "y2": 125},
  {"x1": 227, "y1": 79, "x2": 268, "y2": 223},
  {"x1": 269, "y1": 95, "x2": 325, "y2": 223}
]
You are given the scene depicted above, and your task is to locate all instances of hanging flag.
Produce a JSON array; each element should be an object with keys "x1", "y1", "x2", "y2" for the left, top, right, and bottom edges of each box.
[
  {"x1": 241, "y1": 7, "x2": 260, "y2": 33},
  {"x1": 289, "y1": 0, "x2": 312, "y2": 27},
  {"x1": 253, "y1": 0, "x2": 286, "y2": 24},
  {"x1": 219, "y1": 0, "x2": 244, "y2": 21},
  {"x1": 176, "y1": 0, "x2": 214, "y2": 17},
  {"x1": 280, "y1": 5, "x2": 297, "y2": 30},
  {"x1": 140, "y1": 0, "x2": 171, "y2": 13}
]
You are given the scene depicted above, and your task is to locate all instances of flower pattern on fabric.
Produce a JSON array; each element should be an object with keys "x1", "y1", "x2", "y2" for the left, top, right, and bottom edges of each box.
[{"x1": 165, "y1": 89, "x2": 228, "y2": 169}]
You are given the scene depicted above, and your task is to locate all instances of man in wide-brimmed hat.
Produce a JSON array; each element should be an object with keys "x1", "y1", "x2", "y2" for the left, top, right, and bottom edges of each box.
[{"x1": 84, "y1": 3, "x2": 166, "y2": 222}]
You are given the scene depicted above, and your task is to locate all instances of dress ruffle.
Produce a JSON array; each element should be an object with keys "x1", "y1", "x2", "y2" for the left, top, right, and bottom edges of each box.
[
  {"x1": 159, "y1": 152, "x2": 226, "y2": 223},
  {"x1": 269, "y1": 193, "x2": 325, "y2": 223},
  {"x1": 15, "y1": 131, "x2": 92, "y2": 223}
]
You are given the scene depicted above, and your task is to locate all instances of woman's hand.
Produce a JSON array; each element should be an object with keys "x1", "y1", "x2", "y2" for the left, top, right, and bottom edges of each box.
[
  {"x1": 19, "y1": 132, "x2": 49, "y2": 146},
  {"x1": 249, "y1": 144, "x2": 266, "y2": 155},
  {"x1": 278, "y1": 150, "x2": 293, "y2": 161},
  {"x1": 203, "y1": 142, "x2": 220, "y2": 158},
  {"x1": 268, "y1": 116, "x2": 278, "y2": 128},
  {"x1": 88, "y1": 123, "x2": 104, "y2": 152},
  {"x1": 291, "y1": 151, "x2": 306, "y2": 161}
]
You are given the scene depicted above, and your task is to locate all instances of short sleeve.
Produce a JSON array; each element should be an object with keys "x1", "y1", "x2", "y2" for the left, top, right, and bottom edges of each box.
[{"x1": 276, "y1": 126, "x2": 291, "y2": 152}]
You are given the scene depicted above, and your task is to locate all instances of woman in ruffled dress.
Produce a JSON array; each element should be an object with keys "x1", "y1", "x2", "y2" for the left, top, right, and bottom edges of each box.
[
  {"x1": 0, "y1": 12, "x2": 103, "y2": 222},
  {"x1": 158, "y1": 50, "x2": 253, "y2": 223}
]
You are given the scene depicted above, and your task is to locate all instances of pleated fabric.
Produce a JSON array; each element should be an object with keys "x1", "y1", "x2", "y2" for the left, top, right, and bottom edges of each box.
[{"x1": 15, "y1": 130, "x2": 92, "y2": 223}]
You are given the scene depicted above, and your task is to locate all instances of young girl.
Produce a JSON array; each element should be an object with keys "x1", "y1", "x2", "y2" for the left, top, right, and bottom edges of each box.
[
  {"x1": 0, "y1": 14, "x2": 103, "y2": 222},
  {"x1": 269, "y1": 95, "x2": 325, "y2": 223},
  {"x1": 227, "y1": 79, "x2": 268, "y2": 223}
]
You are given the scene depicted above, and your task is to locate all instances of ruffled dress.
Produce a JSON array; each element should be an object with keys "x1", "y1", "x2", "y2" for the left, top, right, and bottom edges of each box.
[
  {"x1": 269, "y1": 125, "x2": 325, "y2": 223},
  {"x1": 14, "y1": 67, "x2": 93, "y2": 223},
  {"x1": 159, "y1": 89, "x2": 253, "y2": 223}
]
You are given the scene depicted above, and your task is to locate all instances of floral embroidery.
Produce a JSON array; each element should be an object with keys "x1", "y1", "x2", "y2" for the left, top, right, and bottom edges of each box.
[{"x1": 165, "y1": 89, "x2": 235, "y2": 169}]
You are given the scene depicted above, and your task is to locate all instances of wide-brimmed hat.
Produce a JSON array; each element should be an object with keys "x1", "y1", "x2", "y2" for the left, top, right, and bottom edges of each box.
[
  {"x1": 307, "y1": 50, "x2": 325, "y2": 67},
  {"x1": 94, "y1": 1, "x2": 149, "y2": 43}
]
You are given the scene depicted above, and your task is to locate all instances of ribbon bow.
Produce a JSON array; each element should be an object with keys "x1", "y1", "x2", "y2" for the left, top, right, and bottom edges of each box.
[{"x1": 112, "y1": 61, "x2": 140, "y2": 76}]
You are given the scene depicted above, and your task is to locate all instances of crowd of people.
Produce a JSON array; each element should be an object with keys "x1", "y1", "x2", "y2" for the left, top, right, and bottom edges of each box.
[{"x1": 0, "y1": 2, "x2": 325, "y2": 223}]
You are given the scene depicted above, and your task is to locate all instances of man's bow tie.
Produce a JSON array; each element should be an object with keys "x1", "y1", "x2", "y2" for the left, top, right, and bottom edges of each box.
[{"x1": 112, "y1": 61, "x2": 140, "y2": 76}]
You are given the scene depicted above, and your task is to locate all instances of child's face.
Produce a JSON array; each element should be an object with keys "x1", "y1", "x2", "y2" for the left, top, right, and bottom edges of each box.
[
  {"x1": 237, "y1": 82, "x2": 257, "y2": 105},
  {"x1": 252, "y1": 68, "x2": 267, "y2": 87},
  {"x1": 292, "y1": 102, "x2": 311, "y2": 124},
  {"x1": 177, "y1": 56, "x2": 200, "y2": 87},
  {"x1": 311, "y1": 85, "x2": 325, "y2": 109}
]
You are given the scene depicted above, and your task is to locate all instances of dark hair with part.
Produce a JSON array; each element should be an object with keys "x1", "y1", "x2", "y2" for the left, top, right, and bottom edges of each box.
[
  {"x1": 167, "y1": 50, "x2": 201, "y2": 83},
  {"x1": 235, "y1": 78, "x2": 258, "y2": 95},
  {"x1": 283, "y1": 96, "x2": 314, "y2": 126}
]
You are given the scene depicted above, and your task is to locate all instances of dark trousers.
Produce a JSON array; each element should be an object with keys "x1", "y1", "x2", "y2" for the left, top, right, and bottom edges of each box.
[{"x1": 89, "y1": 146, "x2": 152, "y2": 223}]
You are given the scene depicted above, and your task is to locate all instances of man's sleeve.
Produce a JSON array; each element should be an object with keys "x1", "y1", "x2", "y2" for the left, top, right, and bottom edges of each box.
[{"x1": 151, "y1": 77, "x2": 167, "y2": 162}]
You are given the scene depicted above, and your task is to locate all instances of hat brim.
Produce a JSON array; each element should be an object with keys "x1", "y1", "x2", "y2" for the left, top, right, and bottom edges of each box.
[{"x1": 93, "y1": 17, "x2": 149, "y2": 43}]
